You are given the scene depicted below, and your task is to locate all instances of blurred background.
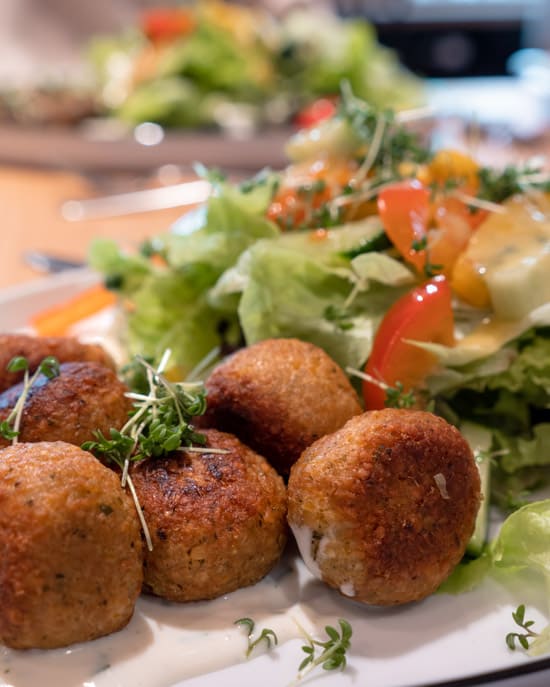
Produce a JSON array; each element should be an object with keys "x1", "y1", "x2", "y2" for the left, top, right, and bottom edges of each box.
[
  {"x1": 1, "y1": 0, "x2": 549, "y2": 153},
  {"x1": 1, "y1": 0, "x2": 549, "y2": 81},
  {"x1": 1, "y1": 0, "x2": 550, "y2": 288}
]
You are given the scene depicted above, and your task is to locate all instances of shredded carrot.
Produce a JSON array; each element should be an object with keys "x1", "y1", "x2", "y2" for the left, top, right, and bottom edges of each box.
[{"x1": 30, "y1": 284, "x2": 117, "y2": 337}]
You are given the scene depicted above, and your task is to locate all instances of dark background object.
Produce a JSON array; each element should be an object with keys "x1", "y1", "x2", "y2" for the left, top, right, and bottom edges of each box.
[
  {"x1": 375, "y1": 22, "x2": 521, "y2": 77},
  {"x1": 335, "y1": 0, "x2": 543, "y2": 77}
]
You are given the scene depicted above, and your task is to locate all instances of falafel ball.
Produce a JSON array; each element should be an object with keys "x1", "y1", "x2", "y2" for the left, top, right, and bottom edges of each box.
[
  {"x1": 287, "y1": 409, "x2": 481, "y2": 606},
  {"x1": 0, "y1": 361, "x2": 132, "y2": 449},
  {"x1": 131, "y1": 428, "x2": 287, "y2": 602},
  {"x1": 0, "y1": 441, "x2": 143, "y2": 649},
  {"x1": 0, "y1": 334, "x2": 115, "y2": 391},
  {"x1": 203, "y1": 338, "x2": 362, "y2": 475}
]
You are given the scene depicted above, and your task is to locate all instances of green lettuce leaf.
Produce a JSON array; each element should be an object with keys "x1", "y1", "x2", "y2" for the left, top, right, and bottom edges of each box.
[
  {"x1": 441, "y1": 500, "x2": 550, "y2": 602},
  {"x1": 125, "y1": 266, "x2": 237, "y2": 374},
  {"x1": 90, "y1": 189, "x2": 278, "y2": 372},
  {"x1": 164, "y1": 192, "x2": 279, "y2": 270},
  {"x1": 88, "y1": 238, "x2": 152, "y2": 294},
  {"x1": 236, "y1": 239, "x2": 408, "y2": 370}
]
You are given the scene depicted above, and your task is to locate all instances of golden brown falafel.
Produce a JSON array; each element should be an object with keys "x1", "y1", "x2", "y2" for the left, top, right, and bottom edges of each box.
[
  {"x1": 0, "y1": 362, "x2": 131, "y2": 448},
  {"x1": 0, "y1": 334, "x2": 115, "y2": 392},
  {"x1": 203, "y1": 338, "x2": 362, "y2": 475},
  {"x1": 131, "y1": 428, "x2": 287, "y2": 602},
  {"x1": 287, "y1": 409, "x2": 481, "y2": 606},
  {"x1": 0, "y1": 441, "x2": 143, "y2": 649}
]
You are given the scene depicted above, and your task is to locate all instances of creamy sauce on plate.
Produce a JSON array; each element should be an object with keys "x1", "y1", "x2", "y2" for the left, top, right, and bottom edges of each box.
[{"x1": 0, "y1": 553, "x2": 318, "y2": 687}]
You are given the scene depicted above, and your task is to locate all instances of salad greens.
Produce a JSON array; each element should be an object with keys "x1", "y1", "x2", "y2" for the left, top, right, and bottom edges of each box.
[
  {"x1": 91, "y1": 86, "x2": 550, "y2": 609},
  {"x1": 88, "y1": 2, "x2": 423, "y2": 129}
]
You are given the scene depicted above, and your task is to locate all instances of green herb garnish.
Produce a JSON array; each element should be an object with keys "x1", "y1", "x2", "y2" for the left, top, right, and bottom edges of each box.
[
  {"x1": 346, "y1": 366, "x2": 418, "y2": 408},
  {"x1": 506, "y1": 604, "x2": 540, "y2": 651},
  {"x1": 341, "y1": 231, "x2": 392, "y2": 259},
  {"x1": 323, "y1": 305, "x2": 354, "y2": 331},
  {"x1": 235, "y1": 618, "x2": 278, "y2": 658},
  {"x1": 339, "y1": 81, "x2": 429, "y2": 173},
  {"x1": 0, "y1": 356, "x2": 60, "y2": 443},
  {"x1": 385, "y1": 381, "x2": 417, "y2": 409},
  {"x1": 477, "y1": 164, "x2": 550, "y2": 204},
  {"x1": 297, "y1": 619, "x2": 352, "y2": 680},
  {"x1": 411, "y1": 237, "x2": 443, "y2": 278},
  {"x1": 83, "y1": 349, "x2": 207, "y2": 550}
]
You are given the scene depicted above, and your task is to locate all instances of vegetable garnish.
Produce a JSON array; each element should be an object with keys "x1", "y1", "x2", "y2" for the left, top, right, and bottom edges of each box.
[
  {"x1": 347, "y1": 367, "x2": 417, "y2": 409},
  {"x1": 0, "y1": 356, "x2": 60, "y2": 443},
  {"x1": 83, "y1": 349, "x2": 208, "y2": 551},
  {"x1": 234, "y1": 618, "x2": 278, "y2": 658},
  {"x1": 361, "y1": 275, "x2": 454, "y2": 410},
  {"x1": 296, "y1": 619, "x2": 352, "y2": 681},
  {"x1": 30, "y1": 284, "x2": 117, "y2": 336},
  {"x1": 234, "y1": 617, "x2": 353, "y2": 681},
  {"x1": 506, "y1": 605, "x2": 540, "y2": 651},
  {"x1": 504, "y1": 604, "x2": 550, "y2": 656}
]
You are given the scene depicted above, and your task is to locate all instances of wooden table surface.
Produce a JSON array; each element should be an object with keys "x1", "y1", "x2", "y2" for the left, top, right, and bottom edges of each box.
[{"x1": 0, "y1": 165, "x2": 192, "y2": 290}]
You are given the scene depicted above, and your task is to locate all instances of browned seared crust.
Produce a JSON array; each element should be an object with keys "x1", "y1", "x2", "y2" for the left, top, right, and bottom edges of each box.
[
  {"x1": 0, "y1": 334, "x2": 115, "y2": 392},
  {"x1": 287, "y1": 409, "x2": 481, "y2": 606},
  {"x1": 131, "y1": 428, "x2": 287, "y2": 602},
  {"x1": 0, "y1": 441, "x2": 143, "y2": 649},
  {"x1": 0, "y1": 362, "x2": 131, "y2": 448},
  {"x1": 203, "y1": 338, "x2": 362, "y2": 475}
]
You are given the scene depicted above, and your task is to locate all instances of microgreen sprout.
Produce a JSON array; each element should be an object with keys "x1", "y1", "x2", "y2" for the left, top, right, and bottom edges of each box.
[
  {"x1": 234, "y1": 618, "x2": 278, "y2": 658},
  {"x1": 0, "y1": 356, "x2": 60, "y2": 444},
  {"x1": 296, "y1": 619, "x2": 352, "y2": 681},
  {"x1": 347, "y1": 367, "x2": 417, "y2": 408},
  {"x1": 410, "y1": 237, "x2": 443, "y2": 278},
  {"x1": 385, "y1": 381, "x2": 417, "y2": 409},
  {"x1": 83, "y1": 349, "x2": 208, "y2": 551},
  {"x1": 506, "y1": 605, "x2": 540, "y2": 651}
]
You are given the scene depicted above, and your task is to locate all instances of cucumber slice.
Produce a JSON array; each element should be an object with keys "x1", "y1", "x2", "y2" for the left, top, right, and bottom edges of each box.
[{"x1": 460, "y1": 421, "x2": 492, "y2": 557}]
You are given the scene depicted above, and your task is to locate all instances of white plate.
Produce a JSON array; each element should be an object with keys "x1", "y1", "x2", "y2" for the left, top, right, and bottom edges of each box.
[{"x1": 1, "y1": 271, "x2": 550, "y2": 687}]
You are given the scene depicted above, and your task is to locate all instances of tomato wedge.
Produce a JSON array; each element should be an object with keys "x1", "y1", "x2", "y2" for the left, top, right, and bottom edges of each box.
[
  {"x1": 377, "y1": 180, "x2": 431, "y2": 273},
  {"x1": 141, "y1": 8, "x2": 195, "y2": 42},
  {"x1": 294, "y1": 97, "x2": 337, "y2": 129},
  {"x1": 363, "y1": 275, "x2": 454, "y2": 410},
  {"x1": 378, "y1": 180, "x2": 476, "y2": 277}
]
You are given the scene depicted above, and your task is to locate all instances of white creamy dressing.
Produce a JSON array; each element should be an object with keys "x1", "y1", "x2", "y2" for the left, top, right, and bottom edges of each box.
[
  {"x1": 339, "y1": 583, "x2": 356, "y2": 598},
  {"x1": 0, "y1": 553, "x2": 323, "y2": 687},
  {"x1": 289, "y1": 524, "x2": 356, "y2": 599},
  {"x1": 288, "y1": 523, "x2": 323, "y2": 582}
]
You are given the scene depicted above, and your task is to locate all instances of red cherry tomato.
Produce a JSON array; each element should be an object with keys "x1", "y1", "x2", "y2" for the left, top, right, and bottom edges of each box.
[
  {"x1": 294, "y1": 97, "x2": 337, "y2": 129},
  {"x1": 362, "y1": 275, "x2": 454, "y2": 410},
  {"x1": 141, "y1": 8, "x2": 195, "y2": 42}
]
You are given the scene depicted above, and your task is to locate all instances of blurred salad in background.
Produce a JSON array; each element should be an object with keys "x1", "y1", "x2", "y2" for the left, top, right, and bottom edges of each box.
[
  {"x1": 89, "y1": 84, "x2": 550, "y2": 577},
  {"x1": 87, "y1": 0, "x2": 423, "y2": 131}
]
